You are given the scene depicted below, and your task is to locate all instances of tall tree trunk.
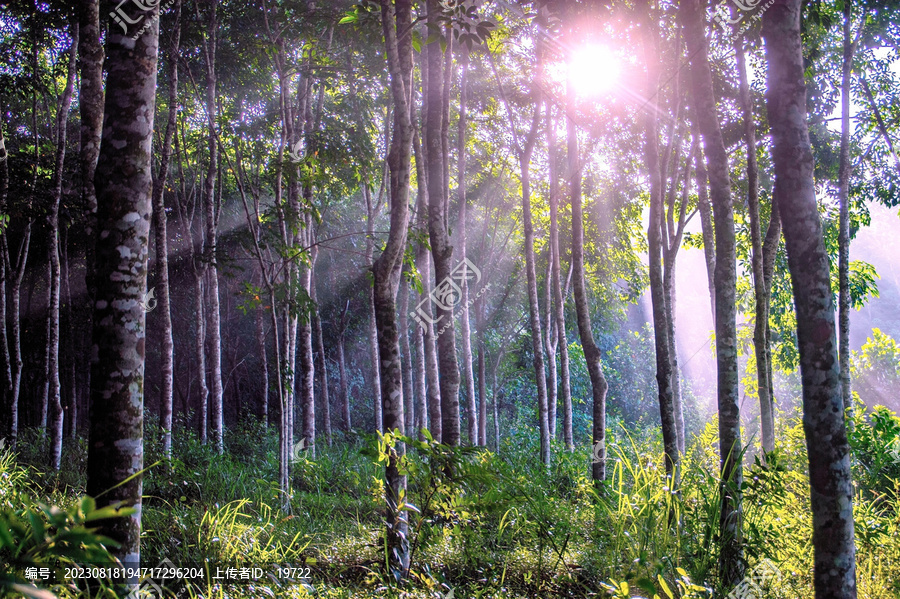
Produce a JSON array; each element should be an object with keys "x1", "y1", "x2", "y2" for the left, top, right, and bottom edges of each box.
[
  {"x1": 682, "y1": 0, "x2": 744, "y2": 585},
  {"x1": 736, "y1": 40, "x2": 774, "y2": 454},
  {"x1": 425, "y1": 0, "x2": 459, "y2": 446},
  {"x1": 694, "y1": 132, "x2": 717, "y2": 322},
  {"x1": 477, "y1": 333, "x2": 487, "y2": 446},
  {"x1": 567, "y1": 77, "x2": 608, "y2": 485},
  {"x1": 547, "y1": 101, "x2": 574, "y2": 451},
  {"x1": 86, "y1": 11, "x2": 159, "y2": 570},
  {"x1": 337, "y1": 301, "x2": 351, "y2": 431},
  {"x1": 412, "y1": 128, "x2": 442, "y2": 442},
  {"x1": 544, "y1": 255, "x2": 558, "y2": 442},
  {"x1": 763, "y1": 2, "x2": 857, "y2": 597},
  {"x1": 311, "y1": 248, "x2": 331, "y2": 447},
  {"x1": 0, "y1": 118, "x2": 11, "y2": 442},
  {"x1": 837, "y1": 0, "x2": 857, "y2": 411},
  {"x1": 456, "y1": 48, "x2": 477, "y2": 446},
  {"x1": 153, "y1": 0, "x2": 181, "y2": 460},
  {"x1": 61, "y1": 228, "x2": 78, "y2": 438},
  {"x1": 48, "y1": 28, "x2": 78, "y2": 470},
  {"x1": 365, "y1": 181, "x2": 383, "y2": 432},
  {"x1": 201, "y1": 0, "x2": 224, "y2": 455},
  {"x1": 256, "y1": 292, "x2": 269, "y2": 427},
  {"x1": 376, "y1": 0, "x2": 413, "y2": 574},
  {"x1": 399, "y1": 276, "x2": 415, "y2": 437},
  {"x1": 641, "y1": 10, "x2": 679, "y2": 480},
  {"x1": 77, "y1": 0, "x2": 103, "y2": 416}
]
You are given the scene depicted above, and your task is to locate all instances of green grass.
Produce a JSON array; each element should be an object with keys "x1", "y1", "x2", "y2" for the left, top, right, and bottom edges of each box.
[{"x1": 2, "y1": 404, "x2": 900, "y2": 598}]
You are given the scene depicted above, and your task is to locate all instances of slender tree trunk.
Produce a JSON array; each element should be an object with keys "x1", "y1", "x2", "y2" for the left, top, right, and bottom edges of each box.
[
  {"x1": 764, "y1": 3, "x2": 857, "y2": 596},
  {"x1": 153, "y1": 0, "x2": 181, "y2": 460},
  {"x1": 311, "y1": 248, "x2": 331, "y2": 447},
  {"x1": 61, "y1": 228, "x2": 78, "y2": 438},
  {"x1": 376, "y1": 0, "x2": 413, "y2": 574},
  {"x1": 399, "y1": 276, "x2": 415, "y2": 437},
  {"x1": 859, "y1": 77, "x2": 900, "y2": 177},
  {"x1": 735, "y1": 42, "x2": 775, "y2": 453},
  {"x1": 567, "y1": 77, "x2": 608, "y2": 484},
  {"x1": 256, "y1": 292, "x2": 269, "y2": 427},
  {"x1": 86, "y1": 11, "x2": 159, "y2": 570},
  {"x1": 365, "y1": 182, "x2": 383, "y2": 432},
  {"x1": 694, "y1": 127, "x2": 716, "y2": 322},
  {"x1": 456, "y1": 48, "x2": 478, "y2": 446},
  {"x1": 641, "y1": 11, "x2": 679, "y2": 480},
  {"x1": 477, "y1": 334, "x2": 487, "y2": 446},
  {"x1": 413, "y1": 128, "x2": 442, "y2": 442},
  {"x1": 837, "y1": 0, "x2": 857, "y2": 411},
  {"x1": 425, "y1": 0, "x2": 459, "y2": 446},
  {"x1": 337, "y1": 302, "x2": 351, "y2": 431},
  {"x1": 543, "y1": 256, "x2": 558, "y2": 442},
  {"x1": 682, "y1": 0, "x2": 744, "y2": 584},
  {"x1": 77, "y1": 0, "x2": 103, "y2": 416},
  {"x1": 547, "y1": 101, "x2": 574, "y2": 451},
  {"x1": 201, "y1": 0, "x2": 223, "y2": 454},
  {"x1": 47, "y1": 28, "x2": 78, "y2": 470},
  {"x1": 0, "y1": 119, "x2": 11, "y2": 442}
]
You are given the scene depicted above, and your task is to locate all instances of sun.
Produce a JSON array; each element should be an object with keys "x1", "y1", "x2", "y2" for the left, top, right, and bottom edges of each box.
[{"x1": 568, "y1": 44, "x2": 621, "y2": 97}]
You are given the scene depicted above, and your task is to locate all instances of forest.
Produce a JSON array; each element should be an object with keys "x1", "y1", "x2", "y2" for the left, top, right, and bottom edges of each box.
[{"x1": 0, "y1": 0, "x2": 899, "y2": 597}]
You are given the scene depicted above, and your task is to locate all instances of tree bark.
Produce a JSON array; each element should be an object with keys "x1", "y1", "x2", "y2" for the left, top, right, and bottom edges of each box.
[
  {"x1": 641, "y1": 10, "x2": 679, "y2": 480},
  {"x1": 201, "y1": 0, "x2": 224, "y2": 455},
  {"x1": 567, "y1": 77, "x2": 609, "y2": 484},
  {"x1": 456, "y1": 48, "x2": 478, "y2": 446},
  {"x1": 0, "y1": 117, "x2": 11, "y2": 443},
  {"x1": 763, "y1": 2, "x2": 857, "y2": 596},
  {"x1": 425, "y1": 0, "x2": 460, "y2": 446},
  {"x1": 376, "y1": 0, "x2": 414, "y2": 575},
  {"x1": 546, "y1": 101, "x2": 574, "y2": 451},
  {"x1": 48, "y1": 28, "x2": 78, "y2": 471},
  {"x1": 153, "y1": 0, "x2": 181, "y2": 460},
  {"x1": 694, "y1": 130, "x2": 717, "y2": 322},
  {"x1": 837, "y1": 0, "x2": 858, "y2": 411},
  {"x1": 736, "y1": 40, "x2": 775, "y2": 454},
  {"x1": 681, "y1": 0, "x2": 744, "y2": 585},
  {"x1": 86, "y1": 11, "x2": 159, "y2": 570},
  {"x1": 412, "y1": 127, "x2": 441, "y2": 441},
  {"x1": 399, "y1": 275, "x2": 415, "y2": 438},
  {"x1": 337, "y1": 301, "x2": 351, "y2": 431},
  {"x1": 311, "y1": 247, "x2": 331, "y2": 447},
  {"x1": 365, "y1": 180, "x2": 383, "y2": 432},
  {"x1": 256, "y1": 288, "x2": 269, "y2": 427}
]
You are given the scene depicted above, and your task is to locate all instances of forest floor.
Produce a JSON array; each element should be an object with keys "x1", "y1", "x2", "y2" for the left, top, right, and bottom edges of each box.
[{"x1": 4, "y1": 408, "x2": 900, "y2": 599}]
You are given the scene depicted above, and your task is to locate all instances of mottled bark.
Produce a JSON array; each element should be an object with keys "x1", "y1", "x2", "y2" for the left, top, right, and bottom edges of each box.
[
  {"x1": 567, "y1": 78, "x2": 608, "y2": 484},
  {"x1": 376, "y1": 0, "x2": 413, "y2": 575},
  {"x1": 735, "y1": 41, "x2": 774, "y2": 454},
  {"x1": 152, "y1": 0, "x2": 180, "y2": 460},
  {"x1": 763, "y1": 2, "x2": 857, "y2": 596},
  {"x1": 546, "y1": 101, "x2": 574, "y2": 451},
  {"x1": 425, "y1": 0, "x2": 459, "y2": 446},
  {"x1": 682, "y1": 0, "x2": 743, "y2": 584},
  {"x1": 86, "y1": 13, "x2": 159, "y2": 569},
  {"x1": 47, "y1": 28, "x2": 78, "y2": 471}
]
